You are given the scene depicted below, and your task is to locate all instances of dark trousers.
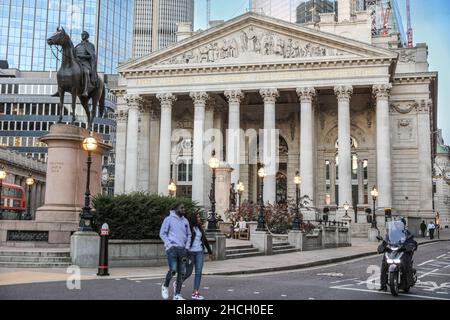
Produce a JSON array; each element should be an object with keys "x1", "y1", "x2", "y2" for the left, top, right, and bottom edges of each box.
[
  {"x1": 429, "y1": 229, "x2": 435, "y2": 239},
  {"x1": 380, "y1": 255, "x2": 388, "y2": 287},
  {"x1": 421, "y1": 229, "x2": 426, "y2": 237},
  {"x1": 164, "y1": 247, "x2": 186, "y2": 295}
]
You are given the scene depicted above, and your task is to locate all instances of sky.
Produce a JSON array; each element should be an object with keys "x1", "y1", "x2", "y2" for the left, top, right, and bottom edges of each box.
[{"x1": 194, "y1": 0, "x2": 450, "y2": 145}]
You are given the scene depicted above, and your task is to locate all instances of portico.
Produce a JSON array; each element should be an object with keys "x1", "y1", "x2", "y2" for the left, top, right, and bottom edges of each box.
[{"x1": 112, "y1": 12, "x2": 437, "y2": 228}]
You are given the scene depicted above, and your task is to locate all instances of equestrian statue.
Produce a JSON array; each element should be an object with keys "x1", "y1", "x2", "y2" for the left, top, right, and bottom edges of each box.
[{"x1": 47, "y1": 27, "x2": 105, "y2": 130}]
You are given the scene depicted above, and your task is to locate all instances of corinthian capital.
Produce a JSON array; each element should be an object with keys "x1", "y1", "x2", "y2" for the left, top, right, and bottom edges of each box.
[
  {"x1": 156, "y1": 93, "x2": 177, "y2": 108},
  {"x1": 224, "y1": 90, "x2": 244, "y2": 104},
  {"x1": 190, "y1": 91, "x2": 210, "y2": 105},
  {"x1": 125, "y1": 94, "x2": 144, "y2": 109},
  {"x1": 373, "y1": 84, "x2": 392, "y2": 100},
  {"x1": 334, "y1": 86, "x2": 353, "y2": 101},
  {"x1": 296, "y1": 87, "x2": 316, "y2": 102},
  {"x1": 260, "y1": 88, "x2": 279, "y2": 104}
]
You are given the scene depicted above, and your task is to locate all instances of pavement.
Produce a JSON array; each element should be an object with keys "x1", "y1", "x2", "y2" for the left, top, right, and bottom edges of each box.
[
  {"x1": 1, "y1": 240, "x2": 449, "y2": 300},
  {"x1": 0, "y1": 230, "x2": 448, "y2": 287}
]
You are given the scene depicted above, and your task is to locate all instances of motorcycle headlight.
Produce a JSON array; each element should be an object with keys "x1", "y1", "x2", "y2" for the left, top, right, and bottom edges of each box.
[
  {"x1": 387, "y1": 259, "x2": 394, "y2": 264},
  {"x1": 393, "y1": 259, "x2": 401, "y2": 264}
]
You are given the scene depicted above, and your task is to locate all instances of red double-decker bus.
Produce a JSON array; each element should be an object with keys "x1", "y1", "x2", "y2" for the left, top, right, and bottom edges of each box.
[{"x1": 0, "y1": 183, "x2": 26, "y2": 219}]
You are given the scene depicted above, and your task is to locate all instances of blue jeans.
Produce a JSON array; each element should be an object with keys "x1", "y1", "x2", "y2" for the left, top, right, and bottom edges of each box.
[
  {"x1": 164, "y1": 247, "x2": 186, "y2": 295},
  {"x1": 183, "y1": 251, "x2": 204, "y2": 291}
]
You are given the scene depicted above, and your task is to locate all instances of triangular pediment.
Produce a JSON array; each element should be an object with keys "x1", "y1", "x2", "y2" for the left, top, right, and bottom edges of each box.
[{"x1": 119, "y1": 12, "x2": 397, "y2": 72}]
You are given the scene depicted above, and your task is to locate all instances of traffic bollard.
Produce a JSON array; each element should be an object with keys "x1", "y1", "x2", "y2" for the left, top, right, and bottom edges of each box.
[{"x1": 97, "y1": 223, "x2": 110, "y2": 276}]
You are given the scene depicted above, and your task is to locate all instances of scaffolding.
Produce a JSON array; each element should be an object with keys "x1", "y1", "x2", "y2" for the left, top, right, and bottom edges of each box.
[{"x1": 365, "y1": 0, "x2": 406, "y2": 43}]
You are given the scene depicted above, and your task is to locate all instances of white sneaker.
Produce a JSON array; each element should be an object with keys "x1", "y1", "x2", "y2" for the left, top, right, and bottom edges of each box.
[
  {"x1": 173, "y1": 294, "x2": 185, "y2": 300},
  {"x1": 161, "y1": 285, "x2": 169, "y2": 300}
]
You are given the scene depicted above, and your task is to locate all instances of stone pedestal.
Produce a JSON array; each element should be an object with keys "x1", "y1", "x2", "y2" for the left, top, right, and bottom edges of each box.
[
  {"x1": 215, "y1": 162, "x2": 233, "y2": 220},
  {"x1": 70, "y1": 231, "x2": 100, "y2": 268},
  {"x1": 36, "y1": 124, "x2": 111, "y2": 223},
  {"x1": 288, "y1": 230, "x2": 303, "y2": 250},
  {"x1": 251, "y1": 231, "x2": 272, "y2": 255},
  {"x1": 368, "y1": 228, "x2": 380, "y2": 242},
  {"x1": 0, "y1": 124, "x2": 112, "y2": 248},
  {"x1": 206, "y1": 232, "x2": 226, "y2": 261}
]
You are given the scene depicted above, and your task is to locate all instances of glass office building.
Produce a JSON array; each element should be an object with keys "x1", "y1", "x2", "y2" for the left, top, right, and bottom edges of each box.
[{"x1": 0, "y1": 0, "x2": 134, "y2": 74}]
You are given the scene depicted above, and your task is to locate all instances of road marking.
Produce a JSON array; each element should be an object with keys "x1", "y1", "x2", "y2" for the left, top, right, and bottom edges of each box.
[
  {"x1": 436, "y1": 254, "x2": 447, "y2": 259},
  {"x1": 203, "y1": 287, "x2": 209, "y2": 290},
  {"x1": 227, "y1": 289, "x2": 234, "y2": 292},
  {"x1": 419, "y1": 269, "x2": 440, "y2": 279},
  {"x1": 419, "y1": 260, "x2": 435, "y2": 266},
  {"x1": 281, "y1": 294, "x2": 287, "y2": 297},
  {"x1": 436, "y1": 292, "x2": 449, "y2": 295},
  {"x1": 330, "y1": 278, "x2": 360, "y2": 284},
  {"x1": 126, "y1": 277, "x2": 165, "y2": 281},
  {"x1": 135, "y1": 281, "x2": 141, "y2": 283},
  {"x1": 254, "y1": 292, "x2": 260, "y2": 295},
  {"x1": 417, "y1": 272, "x2": 450, "y2": 277},
  {"x1": 330, "y1": 286, "x2": 450, "y2": 301},
  {"x1": 317, "y1": 273, "x2": 344, "y2": 277}
]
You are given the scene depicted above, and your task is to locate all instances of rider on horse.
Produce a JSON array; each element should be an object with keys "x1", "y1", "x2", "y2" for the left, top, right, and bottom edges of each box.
[{"x1": 75, "y1": 31, "x2": 98, "y2": 97}]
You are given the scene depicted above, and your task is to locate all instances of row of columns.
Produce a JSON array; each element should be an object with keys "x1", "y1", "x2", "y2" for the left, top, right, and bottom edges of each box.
[{"x1": 117, "y1": 84, "x2": 393, "y2": 212}]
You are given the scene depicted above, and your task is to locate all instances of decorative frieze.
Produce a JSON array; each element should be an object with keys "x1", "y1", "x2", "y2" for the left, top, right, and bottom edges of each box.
[
  {"x1": 390, "y1": 101, "x2": 418, "y2": 114},
  {"x1": 160, "y1": 26, "x2": 350, "y2": 66},
  {"x1": 125, "y1": 94, "x2": 144, "y2": 109}
]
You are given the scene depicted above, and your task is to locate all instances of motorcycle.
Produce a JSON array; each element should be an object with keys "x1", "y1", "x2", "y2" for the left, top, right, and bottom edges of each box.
[{"x1": 377, "y1": 220, "x2": 418, "y2": 297}]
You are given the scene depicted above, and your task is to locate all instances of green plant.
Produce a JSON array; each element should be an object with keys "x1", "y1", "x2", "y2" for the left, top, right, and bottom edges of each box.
[{"x1": 92, "y1": 193, "x2": 202, "y2": 240}]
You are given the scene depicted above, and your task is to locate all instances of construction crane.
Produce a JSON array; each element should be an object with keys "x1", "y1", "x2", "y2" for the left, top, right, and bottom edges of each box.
[
  {"x1": 381, "y1": 0, "x2": 392, "y2": 37},
  {"x1": 406, "y1": 0, "x2": 414, "y2": 48},
  {"x1": 207, "y1": 0, "x2": 211, "y2": 28}
]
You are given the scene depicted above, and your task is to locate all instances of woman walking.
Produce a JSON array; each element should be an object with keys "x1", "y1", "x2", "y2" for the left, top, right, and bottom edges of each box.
[{"x1": 183, "y1": 212, "x2": 213, "y2": 300}]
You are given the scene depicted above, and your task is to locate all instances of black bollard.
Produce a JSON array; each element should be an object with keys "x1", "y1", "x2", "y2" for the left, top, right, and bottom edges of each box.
[{"x1": 97, "y1": 223, "x2": 110, "y2": 276}]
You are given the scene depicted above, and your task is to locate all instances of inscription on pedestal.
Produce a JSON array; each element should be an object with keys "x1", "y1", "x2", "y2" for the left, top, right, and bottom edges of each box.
[{"x1": 50, "y1": 162, "x2": 64, "y2": 174}]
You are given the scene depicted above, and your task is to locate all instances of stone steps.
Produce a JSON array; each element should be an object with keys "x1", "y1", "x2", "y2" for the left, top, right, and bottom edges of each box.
[
  {"x1": 272, "y1": 242, "x2": 298, "y2": 255},
  {"x1": 0, "y1": 262, "x2": 71, "y2": 268},
  {"x1": 226, "y1": 244, "x2": 262, "y2": 260},
  {"x1": 0, "y1": 250, "x2": 71, "y2": 268}
]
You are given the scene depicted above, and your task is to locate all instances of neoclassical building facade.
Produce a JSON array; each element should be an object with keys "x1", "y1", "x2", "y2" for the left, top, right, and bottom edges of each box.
[{"x1": 112, "y1": 10, "x2": 438, "y2": 233}]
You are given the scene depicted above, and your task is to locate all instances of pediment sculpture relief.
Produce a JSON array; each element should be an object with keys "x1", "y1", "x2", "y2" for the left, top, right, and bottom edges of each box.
[{"x1": 160, "y1": 26, "x2": 351, "y2": 65}]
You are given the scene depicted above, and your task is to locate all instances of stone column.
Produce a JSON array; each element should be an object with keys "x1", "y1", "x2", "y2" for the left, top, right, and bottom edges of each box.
[
  {"x1": 204, "y1": 99, "x2": 216, "y2": 206},
  {"x1": 138, "y1": 101, "x2": 151, "y2": 191},
  {"x1": 297, "y1": 87, "x2": 316, "y2": 204},
  {"x1": 358, "y1": 159, "x2": 364, "y2": 205},
  {"x1": 334, "y1": 85, "x2": 354, "y2": 217},
  {"x1": 149, "y1": 107, "x2": 161, "y2": 194},
  {"x1": 260, "y1": 89, "x2": 279, "y2": 205},
  {"x1": 124, "y1": 95, "x2": 142, "y2": 194},
  {"x1": 373, "y1": 84, "x2": 393, "y2": 211},
  {"x1": 190, "y1": 91, "x2": 209, "y2": 206},
  {"x1": 114, "y1": 96, "x2": 128, "y2": 194},
  {"x1": 156, "y1": 93, "x2": 177, "y2": 196},
  {"x1": 225, "y1": 90, "x2": 244, "y2": 185},
  {"x1": 417, "y1": 100, "x2": 434, "y2": 213},
  {"x1": 330, "y1": 160, "x2": 337, "y2": 206}
]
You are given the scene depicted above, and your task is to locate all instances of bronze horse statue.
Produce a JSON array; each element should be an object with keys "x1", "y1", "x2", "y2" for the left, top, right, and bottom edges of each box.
[{"x1": 47, "y1": 27, "x2": 105, "y2": 130}]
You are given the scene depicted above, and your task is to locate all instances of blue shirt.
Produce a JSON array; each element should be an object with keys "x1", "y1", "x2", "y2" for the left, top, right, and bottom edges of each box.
[
  {"x1": 159, "y1": 211, "x2": 191, "y2": 251},
  {"x1": 190, "y1": 227, "x2": 203, "y2": 253}
]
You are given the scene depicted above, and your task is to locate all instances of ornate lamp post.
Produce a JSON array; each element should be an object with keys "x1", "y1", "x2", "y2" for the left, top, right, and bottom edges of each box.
[
  {"x1": 0, "y1": 166, "x2": 6, "y2": 220},
  {"x1": 207, "y1": 150, "x2": 220, "y2": 232},
  {"x1": 292, "y1": 171, "x2": 302, "y2": 230},
  {"x1": 343, "y1": 201, "x2": 350, "y2": 219},
  {"x1": 80, "y1": 133, "x2": 98, "y2": 232},
  {"x1": 236, "y1": 180, "x2": 245, "y2": 210},
  {"x1": 24, "y1": 173, "x2": 35, "y2": 221},
  {"x1": 168, "y1": 179, "x2": 177, "y2": 198},
  {"x1": 256, "y1": 166, "x2": 267, "y2": 231},
  {"x1": 371, "y1": 186, "x2": 379, "y2": 229}
]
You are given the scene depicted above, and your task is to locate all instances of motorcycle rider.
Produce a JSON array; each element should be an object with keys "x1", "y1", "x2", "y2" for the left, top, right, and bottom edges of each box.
[{"x1": 377, "y1": 218, "x2": 417, "y2": 292}]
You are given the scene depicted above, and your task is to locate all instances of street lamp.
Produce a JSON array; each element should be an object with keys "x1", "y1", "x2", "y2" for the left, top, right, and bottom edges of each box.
[
  {"x1": 24, "y1": 173, "x2": 35, "y2": 221},
  {"x1": 236, "y1": 180, "x2": 245, "y2": 210},
  {"x1": 343, "y1": 201, "x2": 350, "y2": 219},
  {"x1": 256, "y1": 166, "x2": 267, "y2": 231},
  {"x1": 371, "y1": 186, "x2": 379, "y2": 229},
  {"x1": 80, "y1": 133, "x2": 98, "y2": 232},
  {"x1": 168, "y1": 179, "x2": 177, "y2": 198},
  {"x1": 435, "y1": 212, "x2": 440, "y2": 240},
  {"x1": 292, "y1": 171, "x2": 302, "y2": 230},
  {"x1": 207, "y1": 150, "x2": 220, "y2": 232},
  {"x1": 0, "y1": 166, "x2": 6, "y2": 220}
]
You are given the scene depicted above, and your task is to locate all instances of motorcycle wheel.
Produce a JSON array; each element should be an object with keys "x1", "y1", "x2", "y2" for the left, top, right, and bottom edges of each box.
[{"x1": 389, "y1": 271, "x2": 399, "y2": 296}]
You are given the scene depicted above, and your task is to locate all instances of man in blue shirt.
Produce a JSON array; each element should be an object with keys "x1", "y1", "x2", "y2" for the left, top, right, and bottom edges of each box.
[{"x1": 159, "y1": 203, "x2": 191, "y2": 300}]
